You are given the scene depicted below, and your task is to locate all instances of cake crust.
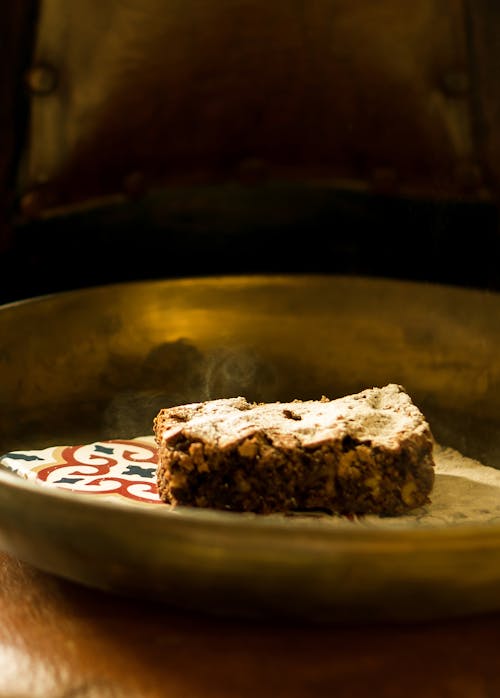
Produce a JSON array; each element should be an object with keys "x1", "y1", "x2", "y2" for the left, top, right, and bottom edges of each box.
[{"x1": 153, "y1": 384, "x2": 435, "y2": 515}]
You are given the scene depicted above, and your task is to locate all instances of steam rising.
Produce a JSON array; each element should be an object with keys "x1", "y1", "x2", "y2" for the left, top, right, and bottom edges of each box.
[{"x1": 102, "y1": 339, "x2": 284, "y2": 439}]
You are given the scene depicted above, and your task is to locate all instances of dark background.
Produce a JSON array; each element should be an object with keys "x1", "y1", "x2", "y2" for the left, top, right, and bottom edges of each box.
[
  {"x1": 2, "y1": 1, "x2": 500, "y2": 305},
  {"x1": 2, "y1": 188, "x2": 498, "y2": 306}
]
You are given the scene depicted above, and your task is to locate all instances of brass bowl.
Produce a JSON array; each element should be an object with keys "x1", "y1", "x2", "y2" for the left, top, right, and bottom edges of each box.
[{"x1": 1, "y1": 274, "x2": 500, "y2": 622}]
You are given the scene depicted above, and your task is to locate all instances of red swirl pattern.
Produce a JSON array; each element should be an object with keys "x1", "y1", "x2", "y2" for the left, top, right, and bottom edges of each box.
[{"x1": 35, "y1": 440, "x2": 160, "y2": 504}]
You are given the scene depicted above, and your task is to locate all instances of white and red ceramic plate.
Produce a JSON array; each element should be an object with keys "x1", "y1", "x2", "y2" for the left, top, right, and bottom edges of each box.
[
  {"x1": 0, "y1": 437, "x2": 160, "y2": 506},
  {"x1": 3, "y1": 438, "x2": 500, "y2": 527}
]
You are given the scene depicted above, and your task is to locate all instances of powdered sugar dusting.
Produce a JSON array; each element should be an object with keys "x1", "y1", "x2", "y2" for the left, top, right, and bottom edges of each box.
[{"x1": 154, "y1": 384, "x2": 429, "y2": 449}]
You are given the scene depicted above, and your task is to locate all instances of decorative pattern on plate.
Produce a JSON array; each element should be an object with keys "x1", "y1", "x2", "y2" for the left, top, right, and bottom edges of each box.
[{"x1": 0, "y1": 437, "x2": 160, "y2": 505}]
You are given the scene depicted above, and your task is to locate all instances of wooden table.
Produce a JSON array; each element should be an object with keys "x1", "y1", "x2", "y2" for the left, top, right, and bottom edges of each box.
[{"x1": 1, "y1": 552, "x2": 500, "y2": 698}]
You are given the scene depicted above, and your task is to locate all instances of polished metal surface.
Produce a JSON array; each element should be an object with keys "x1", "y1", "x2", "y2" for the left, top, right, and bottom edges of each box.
[{"x1": 1, "y1": 274, "x2": 500, "y2": 622}]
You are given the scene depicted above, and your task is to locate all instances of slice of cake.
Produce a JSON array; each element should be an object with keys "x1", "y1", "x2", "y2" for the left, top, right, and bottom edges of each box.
[{"x1": 153, "y1": 384, "x2": 435, "y2": 515}]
